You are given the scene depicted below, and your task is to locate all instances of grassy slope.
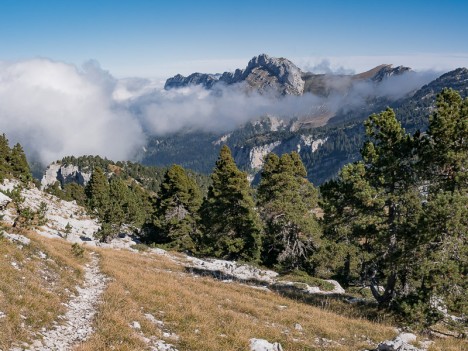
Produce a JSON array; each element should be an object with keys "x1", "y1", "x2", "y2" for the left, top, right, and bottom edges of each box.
[
  {"x1": 1, "y1": 234, "x2": 466, "y2": 351},
  {"x1": 0, "y1": 231, "x2": 88, "y2": 350},
  {"x1": 78, "y1": 248, "x2": 398, "y2": 351}
]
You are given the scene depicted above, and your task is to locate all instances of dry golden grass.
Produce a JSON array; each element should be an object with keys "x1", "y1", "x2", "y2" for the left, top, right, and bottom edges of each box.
[
  {"x1": 429, "y1": 338, "x2": 468, "y2": 351},
  {"x1": 0, "y1": 230, "x2": 88, "y2": 350},
  {"x1": 2, "y1": 233, "x2": 466, "y2": 351},
  {"x1": 78, "y1": 248, "x2": 397, "y2": 351}
]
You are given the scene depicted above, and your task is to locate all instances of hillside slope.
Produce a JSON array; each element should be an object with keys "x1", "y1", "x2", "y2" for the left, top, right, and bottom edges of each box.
[{"x1": 1, "y1": 182, "x2": 466, "y2": 351}]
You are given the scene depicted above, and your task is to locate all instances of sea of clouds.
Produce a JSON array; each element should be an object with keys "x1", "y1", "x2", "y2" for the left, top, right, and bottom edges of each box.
[{"x1": 0, "y1": 58, "x2": 439, "y2": 165}]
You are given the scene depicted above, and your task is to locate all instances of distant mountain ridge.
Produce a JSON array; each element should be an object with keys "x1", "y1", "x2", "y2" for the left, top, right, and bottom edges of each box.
[
  {"x1": 143, "y1": 62, "x2": 468, "y2": 185},
  {"x1": 164, "y1": 54, "x2": 411, "y2": 97}
]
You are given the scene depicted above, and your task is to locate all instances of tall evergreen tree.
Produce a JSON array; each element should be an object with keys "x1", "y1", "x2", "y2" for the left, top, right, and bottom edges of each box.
[
  {"x1": 322, "y1": 108, "x2": 423, "y2": 306},
  {"x1": 154, "y1": 164, "x2": 202, "y2": 251},
  {"x1": 10, "y1": 143, "x2": 32, "y2": 183},
  {"x1": 105, "y1": 177, "x2": 128, "y2": 233},
  {"x1": 85, "y1": 167, "x2": 110, "y2": 219},
  {"x1": 0, "y1": 133, "x2": 11, "y2": 181},
  {"x1": 257, "y1": 152, "x2": 321, "y2": 271},
  {"x1": 400, "y1": 89, "x2": 468, "y2": 326},
  {"x1": 200, "y1": 145, "x2": 263, "y2": 262},
  {"x1": 421, "y1": 88, "x2": 468, "y2": 191},
  {"x1": 321, "y1": 97, "x2": 467, "y2": 327}
]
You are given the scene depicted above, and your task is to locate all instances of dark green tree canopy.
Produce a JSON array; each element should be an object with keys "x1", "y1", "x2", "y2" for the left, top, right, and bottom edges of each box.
[
  {"x1": 321, "y1": 91, "x2": 467, "y2": 328},
  {"x1": 200, "y1": 145, "x2": 263, "y2": 262},
  {"x1": 153, "y1": 164, "x2": 202, "y2": 251},
  {"x1": 258, "y1": 152, "x2": 321, "y2": 271}
]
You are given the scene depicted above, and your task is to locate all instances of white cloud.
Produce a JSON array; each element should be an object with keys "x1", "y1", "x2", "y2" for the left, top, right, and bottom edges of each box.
[
  {"x1": 0, "y1": 58, "x2": 145, "y2": 164},
  {"x1": 0, "y1": 56, "x2": 450, "y2": 166},
  {"x1": 293, "y1": 53, "x2": 468, "y2": 74}
]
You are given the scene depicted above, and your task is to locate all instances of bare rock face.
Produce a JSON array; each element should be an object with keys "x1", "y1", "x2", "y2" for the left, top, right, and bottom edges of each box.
[
  {"x1": 41, "y1": 162, "x2": 92, "y2": 189},
  {"x1": 164, "y1": 73, "x2": 221, "y2": 90},
  {"x1": 371, "y1": 64, "x2": 411, "y2": 82},
  {"x1": 0, "y1": 191, "x2": 11, "y2": 210},
  {"x1": 164, "y1": 54, "x2": 305, "y2": 96}
]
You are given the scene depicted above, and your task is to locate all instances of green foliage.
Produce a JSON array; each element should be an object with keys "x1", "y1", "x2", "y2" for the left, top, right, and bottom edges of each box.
[
  {"x1": 60, "y1": 154, "x2": 210, "y2": 195},
  {"x1": 0, "y1": 134, "x2": 32, "y2": 184},
  {"x1": 0, "y1": 133, "x2": 11, "y2": 182},
  {"x1": 321, "y1": 91, "x2": 468, "y2": 328},
  {"x1": 257, "y1": 152, "x2": 321, "y2": 271},
  {"x1": 85, "y1": 167, "x2": 110, "y2": 219},
  {"x1": 151, "y1": 165, "x2": 202, "y2": 252},
  {"x1": 421, "y1": 88, "x2": 468, "y2": 191},
  {"x1": 10, "y1": 143, "x2": 32, "y2": 183},
  {"x1": 71, "y1": 243, "x2": 84, "y2": 258},
  {"x1": 200, "y1": 145, "x2": 263, "y2": 262},
  {"x1": 64, "y1": 222, "x2": 72, "y2": 238},
  {"x1": 277, "y1": 270, "x2": 335, "y2": 291},
  {"x1": 37, "y1": 201, "x2": 48, "y2": 226}
]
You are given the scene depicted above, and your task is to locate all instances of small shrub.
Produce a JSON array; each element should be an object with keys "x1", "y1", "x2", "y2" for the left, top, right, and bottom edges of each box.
[
  {"x1": 71, "y1": 243, "x2": 84, "y2": 258},
  {"x1": 130, "y1": 243, "x2": 149, "y2": 252},
  {"x1": 63, "y1": 222, "x2": 73, "y2": 238},
  {"x1": 277, "y1": 270, "x2": 335, "y2": 291}
]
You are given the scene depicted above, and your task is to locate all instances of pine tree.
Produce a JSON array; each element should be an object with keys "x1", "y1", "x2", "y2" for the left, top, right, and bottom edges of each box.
[
  {"x1": 99, "y1": 177, "x2": 133, "y2": 239},
  {"x1": 257, "y1": 152, "x2": 321, "y2": 271},
  {"x1": 200, "y1": 145, "x2": 263, "y2": 262},
  {"x1": 10, "y1": 143, "x2": 32, "y2": 183},
  {"x1": 322, "y1": 108, "x2": 423, "y2": 306},
  {"x1": 126, "y1": 182, "x2": 152, "y2": 229},
  {"x1": 85, "y1": 167, "x2": 110, "y2": 219},
  {"x1": 0, "y1": 133, "x2": 11, "y2": 181},
  {"x1": 421, "y1": 88, "x2": 468, "y2": 192},
  {"x1": 154, "y1": 164, "x2": 202, "y2": 251},
  {"x1": 399, "y1": 89, "x2": 468, "y2": 326},
  {"x1": 321, "y1": 98, "x2": 467, "y2": 327}
]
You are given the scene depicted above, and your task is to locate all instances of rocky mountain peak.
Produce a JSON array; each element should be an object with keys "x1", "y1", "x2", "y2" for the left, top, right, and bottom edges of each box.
[
  {"x1": 371, "y1": 64, "x2": 411, "y2": 82},
  {"x1": 243, "y1": 54, "x2": 305, "y2": 95},
  {"x1": 164, "y1": 54, "x2": 305, "y2": 96}
]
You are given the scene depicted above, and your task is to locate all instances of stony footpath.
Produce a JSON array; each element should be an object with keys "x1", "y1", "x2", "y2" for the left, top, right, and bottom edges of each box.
[{"x1": 9, "y1": 252, "x2": 107, "y2": 351}]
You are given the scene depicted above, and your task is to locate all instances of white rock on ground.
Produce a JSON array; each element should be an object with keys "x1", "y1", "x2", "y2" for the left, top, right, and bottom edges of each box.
[
  {"x1": 250, "y1": 338, "x2": 283, "y2": 351},
  {"x1": 370, "y1": 332, "x2": 429, "y2": 351},
  {"x1": 0, "y1": 191, "x2": 11, "y2": 208},
  {"x1": 4, "y1": 233, "x2": 31, "y2": 246},
  {"x1": 184, "y1": 256, "x2": 278, "y2": 283},
  {"x1": 10, "y1": 252, "x2": 107, "y2": 351},
  {"x1": 0, "y1": 179, "x2": 99, "y2": 243}
]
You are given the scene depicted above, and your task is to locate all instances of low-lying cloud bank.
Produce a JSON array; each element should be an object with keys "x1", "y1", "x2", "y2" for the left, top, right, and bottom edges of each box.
[{"x1": 0, "y1": 58, "x2": 439, "y2": 165}]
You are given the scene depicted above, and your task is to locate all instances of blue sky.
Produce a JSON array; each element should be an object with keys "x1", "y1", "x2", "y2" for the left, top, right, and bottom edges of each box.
[{"x1": 1, "y1": 0, "x2": 467, "y2": 77}]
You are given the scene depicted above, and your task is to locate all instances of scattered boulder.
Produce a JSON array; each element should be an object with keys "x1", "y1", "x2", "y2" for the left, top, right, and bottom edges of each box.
[
  {"x1": 4, "y1": 233, "x2": 31, "y2": 246},
  {"x1": 0, "y1": 191, "x2": 11, "y2": 209},
  {"x1": 369, "y1": 333, "x2": 427, "y2": 351},
  {"x1": 250, "y1": 338, "x2": 283, "y2": 351},
  {"x1": 130, "y1": 321, "x2": 141, "y2": 330}
]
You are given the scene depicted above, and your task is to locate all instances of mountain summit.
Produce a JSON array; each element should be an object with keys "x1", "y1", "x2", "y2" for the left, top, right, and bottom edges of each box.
[
  {"x1": 165, "y1": 54, "x2": 305, "y2": 95},
  {"x1": 164, "y1": 54, "x2": 411, "y2": 96}
]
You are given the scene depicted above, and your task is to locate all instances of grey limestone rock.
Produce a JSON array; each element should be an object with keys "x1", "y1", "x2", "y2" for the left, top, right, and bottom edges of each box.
[{"x1": 164, "y1": 54, "x2": 305, "y2": 96}]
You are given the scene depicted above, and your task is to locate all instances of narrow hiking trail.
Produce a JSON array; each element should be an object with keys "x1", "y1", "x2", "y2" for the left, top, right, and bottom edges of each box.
[{"x1": 10, "y1": 252, "x2": 107, "y2": 351}]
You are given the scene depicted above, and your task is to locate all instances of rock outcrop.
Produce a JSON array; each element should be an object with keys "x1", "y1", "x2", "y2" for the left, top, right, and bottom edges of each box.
[
  {"x1": 41, "y1": 162, "x2": 92, "y2": 189},
  {"x1": 366, "y1": 332, "x2": 433, "y2": 351},
  {"x1": 371, "y1": 65, "x2": 411, "y2": 82},
  {"x1": 164, "y1": 73, "x2": 221, "y2": 90},
  {"x1": 165, "y1": 54, "x2": 305, "y2": 96},
  {"x1": 250, "y1": 338, "x2": 283, "y2": 351},
  {"x1": 0, "y1": 191, "x2": 11, "y2": 210}
]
